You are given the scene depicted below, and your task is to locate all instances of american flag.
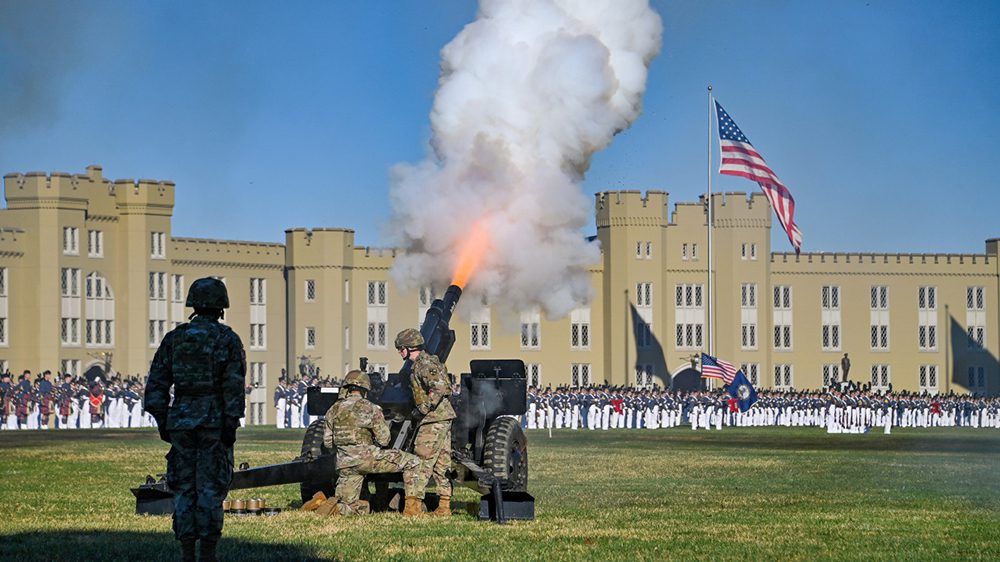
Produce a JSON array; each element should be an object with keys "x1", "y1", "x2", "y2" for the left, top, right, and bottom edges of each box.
[
  {"x1": 701, "y1": 353, "x2": 737, "y2": 384},
  {"x1": 715, "y1": 100, "x2": 802, "y2": 253}
]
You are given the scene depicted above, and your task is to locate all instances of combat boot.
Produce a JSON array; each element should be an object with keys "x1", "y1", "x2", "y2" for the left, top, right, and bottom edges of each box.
[
  {"x1": 199, "y1": 538, "x2": 218, "y2": 562},
  {"x1": 316, "y1": 499, "x2": 341, "y2": 517},
  {"x1": 431, "y1": 496, "x2": 451, "y2": 516},
  {"x1": 402, "y1": 496, "x2": 424, "y2": 517},
  {"x1": 180, "y1": 539, "x2": 196, "y2": 562}
]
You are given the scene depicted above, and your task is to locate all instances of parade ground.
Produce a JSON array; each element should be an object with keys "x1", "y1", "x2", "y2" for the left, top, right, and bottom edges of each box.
[{"x1": 2, "y1": 427, "x2": 998, "y2": 561}]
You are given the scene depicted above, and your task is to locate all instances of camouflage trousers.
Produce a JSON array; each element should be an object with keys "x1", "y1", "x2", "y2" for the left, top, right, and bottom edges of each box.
[
  {"x1": 166, "y1": 428, "x2": 234, "y2": 540},
  {"x1": 412, "y1": 420, "x2": 452, "y2": 499},
  {"x1": 335, "y1": 447, "x2": 420, "y2": 515}
]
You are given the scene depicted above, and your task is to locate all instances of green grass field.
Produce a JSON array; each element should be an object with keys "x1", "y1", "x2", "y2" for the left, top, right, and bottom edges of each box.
[{"x1": 1, "y1": 426, "x2": 998, "y2": 561}]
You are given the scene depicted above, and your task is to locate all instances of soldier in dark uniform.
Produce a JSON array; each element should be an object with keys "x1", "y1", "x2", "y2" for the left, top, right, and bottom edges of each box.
[{"x1": 144, "y1": 278, "x2": 246, "y2": 562}]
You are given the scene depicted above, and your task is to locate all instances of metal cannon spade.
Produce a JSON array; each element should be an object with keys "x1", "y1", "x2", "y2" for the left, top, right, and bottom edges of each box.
[{"x1": 132, "y1": 284, "x2": 533, "y2": 522}]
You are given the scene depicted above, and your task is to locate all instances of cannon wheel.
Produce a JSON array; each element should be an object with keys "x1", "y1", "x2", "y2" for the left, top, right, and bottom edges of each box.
[
  {"x1": 482, "y1": 416, "x2": 528, "y2": 492},
  {"x1": 299, "y1": 419, "x2": 336, "y2": 503}
]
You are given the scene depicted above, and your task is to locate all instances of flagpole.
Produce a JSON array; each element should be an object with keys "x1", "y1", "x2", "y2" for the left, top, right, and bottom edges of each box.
[{"x1": 706, "y1": 85, "x2": 715, "y2": 372}]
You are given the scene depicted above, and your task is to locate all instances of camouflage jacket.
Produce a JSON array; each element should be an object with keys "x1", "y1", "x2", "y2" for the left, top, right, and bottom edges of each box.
[
  {"x1": 323, "y1": 393, "x2": 390, "y2": 468},
  {"x1": 144, "y1": 315, "x2": 247, "y2": 430},
  {"x1": 410, "y1": 352, "x2": 456, "y2": 424}
]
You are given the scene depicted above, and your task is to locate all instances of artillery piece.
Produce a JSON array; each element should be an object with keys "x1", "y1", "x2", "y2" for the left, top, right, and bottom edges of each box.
[{"x1": 133, "y1": 284, "x2": 533, "y2": 521}]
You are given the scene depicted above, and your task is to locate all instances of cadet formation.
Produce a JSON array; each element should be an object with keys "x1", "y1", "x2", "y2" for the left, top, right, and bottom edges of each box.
[{"x1": 523, "y1": 384, "x2": 1000, "y2": 434}]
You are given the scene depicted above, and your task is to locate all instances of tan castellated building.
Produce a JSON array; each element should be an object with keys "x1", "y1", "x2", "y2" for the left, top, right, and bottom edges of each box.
[{"x1": 0, "y1": 167, "x2": 996, "y2": 425}]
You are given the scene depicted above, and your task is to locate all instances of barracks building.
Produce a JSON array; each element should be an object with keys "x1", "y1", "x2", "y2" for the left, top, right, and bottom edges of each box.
[{"x1": 0, "y1": 166, "x2": 996, "y2": 425}]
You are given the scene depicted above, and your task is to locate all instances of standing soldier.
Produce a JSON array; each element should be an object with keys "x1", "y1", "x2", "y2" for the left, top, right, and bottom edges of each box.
[
  {"x1": 144, "y1": 277, "x2": 246, "y2": 562},
  {"x1": 311, "y1": 370, "x2": 421, "y2": 516},
  {"x1": 395, "y1": 328, "x2": 456, "y2": 517}
]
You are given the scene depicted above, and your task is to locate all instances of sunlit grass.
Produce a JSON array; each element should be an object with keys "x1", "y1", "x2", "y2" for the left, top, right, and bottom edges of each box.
[{"x1": 1, "y1": 426, "x2": 998, "y2": 560}]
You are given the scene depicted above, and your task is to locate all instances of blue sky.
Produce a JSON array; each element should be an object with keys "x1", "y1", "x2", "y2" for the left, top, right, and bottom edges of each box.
[{"x1": 1, "y1": 0, "x2": 997, "y2": 254}]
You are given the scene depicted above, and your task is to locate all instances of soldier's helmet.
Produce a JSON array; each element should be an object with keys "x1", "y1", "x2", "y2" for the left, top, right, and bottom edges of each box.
[
  {"x1": 394, "y1": 328, "x2": 424, "y2": 349},
  {"x1": 185, "y1": 277, "x2": 230, "y2": 309},
  {"x1": 343, "y1": 370, "x2": 371, "y2": 392}
]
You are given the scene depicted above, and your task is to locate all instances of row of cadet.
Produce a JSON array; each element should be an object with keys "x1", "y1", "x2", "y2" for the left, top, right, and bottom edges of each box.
[
  {"x1": 0, "y1": 370, "x2": 156, "y2": 430},
  {"x1": 523, "y1": 385, "x2": 1000, "y2": 434}
]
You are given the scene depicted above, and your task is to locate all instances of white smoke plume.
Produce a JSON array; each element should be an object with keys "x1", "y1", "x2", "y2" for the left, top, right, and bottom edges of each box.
[{"x1": 389, "y1": 0, "x2": 662, "y2": 321}]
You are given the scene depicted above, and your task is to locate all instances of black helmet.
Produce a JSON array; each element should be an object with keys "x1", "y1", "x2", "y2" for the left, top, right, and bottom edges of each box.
[{"x1": 186, "y1": 277, "x2": 229, "y2": 309}]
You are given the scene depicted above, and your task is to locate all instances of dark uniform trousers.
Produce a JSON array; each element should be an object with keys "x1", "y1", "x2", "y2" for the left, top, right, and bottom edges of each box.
[{"x1": 166, "y1": 428, "x2": 234, "y2": 540}]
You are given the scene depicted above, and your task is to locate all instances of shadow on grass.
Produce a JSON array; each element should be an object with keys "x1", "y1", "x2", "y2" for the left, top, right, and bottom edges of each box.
[{"x1": 1, "y1": 530, "x2": 325, "y2": 561}]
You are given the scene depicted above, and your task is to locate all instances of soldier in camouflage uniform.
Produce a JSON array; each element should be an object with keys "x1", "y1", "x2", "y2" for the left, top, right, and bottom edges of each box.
[
  {"x1": 395, "y1": 328, "x2": 456, "y2": 517},
  {"x1": 319, "y1": 370, "x2": 421, "y2": 516},
  {"x1": 144, "y1": 278, "x2": 246, "y2": 562}
]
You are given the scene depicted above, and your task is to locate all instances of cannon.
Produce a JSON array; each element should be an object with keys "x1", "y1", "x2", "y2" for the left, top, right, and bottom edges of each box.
[{"x1": 133, "y1": 284, "x2": 533, "y2": 521}]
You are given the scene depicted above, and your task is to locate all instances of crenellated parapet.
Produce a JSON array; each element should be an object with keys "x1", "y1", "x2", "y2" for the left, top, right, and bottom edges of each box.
[
  {"x1": 670, "y1": 191, "x2": 770, "y2": 229},
  {"x1": 595, "y1": 190, "x2": 669, "y2": 229},
  {"x1": 171, "y1": 237, "x2": 285, "y2": 269},
  {"x1": 771, "y1": 250, "x2": 995, "y2": 276},
  {"x1": 113, "y1": 177, "x2": 175, "y2": 217},
  {"x1": 285, "y1": 228, "x2": 356, "y2": 269}
]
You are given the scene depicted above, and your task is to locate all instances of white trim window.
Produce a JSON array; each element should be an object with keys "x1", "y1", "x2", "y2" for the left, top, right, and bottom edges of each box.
[
  {"x1": 675, "y1": 283, "x2": 704, "y2": 350},
  {"x1": 919, "y1": 365, "x2": 938, "y2": 395},
  {"x1": 918, "y1": 286, "x2": 937, "y2": 351},
  {"x1": 740, "y1": 283, "x2": 758, "y2": 350},
  {"x1": 870, "y1": 286, "x2": 889, "y2": 352},
  {"x1": 87, "y1": 230, "x2": 104, "y2": 258},
  {"x1": 870, "y1": 364, "x2": 890, "y2": 391},
  {"x1": 740, "y1": 363, "x2": 760, "y2": 386},
  {"x1": 773, "y1": 285, "x2": 792, "y2": 351},
  {"x1": 150, "y1": 231, "x2": 166, "y2": 259},
  {"x1": 305, "y1": 327, "x2": 317, "y2": 350},
  {"x1": 773, "y1": 364, "x2": 792, "y2": 390},
  {"x1": 305, "y1": 279, "x2": 316, "y2": 303},
  {"x1": 527, "y1": 363, "x2": 541, "y2": 388},
  {"x1": 570, "y1": 308, "x2": 591, "y2": 350},
  {"x1": 822, "y1": 364, "x2": 841, "y2": 387},
  {"x1": 967, "y1": 286, "x2": 986, "y2": 350},
  {"x1": 571, "y1": 363, "x2": 592, "y2": 387},
  {"x1": 63, "y1": 227, "x2": 79, "y2": 255},
  {"x1": 520, "y1": 310, "x2": 540, "y2": 350}
]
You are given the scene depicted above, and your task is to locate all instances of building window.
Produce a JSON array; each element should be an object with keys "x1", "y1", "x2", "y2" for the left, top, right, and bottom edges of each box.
[
  {"x1": 63, "y1": 227, "x2": 79, "y2": 255},
  {"x1": 967, "y1": 286, "x2": 986, "y2": 351},
  {"x1": 636, "y1": 282, "x2": 652, "y2": 307},
  {"x1": 822, "y1": 325, "x2": 841, "y2": 351},
  {"x1": 520, "y1": 311, "x2": 540, "y2": 350},
  {"x1": 367, "y1": 322, "x2": 386, "y2": 349},
  {"x1": 681, "y1": 243, "x2": 688, "y2": 260},
  {"x1": 148, "y1": 272, "x2": 166, "y2": 300},
  {"x1": 250, "y1": 323, "x2": 266, "y2": 350},
  {"x1": 571, "y1": 308, "x2": 591, "y2": 350},
  {"x1": 869, "y1": 285, "x2": 889, "y2": 352},
  {"x1": 645, "y1": 242, "x2": 652, "y2": 259},
  {"x1": 822, "y1": 364, "x2": 841, "y2": 387},
  {"x1": 750, "y1": 243, "x2": 757, "y2": 260},
  {"x1": 344, "y1": 279, "x2": 350, "y2": 303},
  {"x1": 0, "y1": 318, "x2": 6, "y2": 346},
  {"x1": 0, "y1": 267, "x2": 5, "y2": 296},
  {"x1": 85, "y1": 272, "x2": 114, "y2": 347},
  {"x1": 919, "y1": 365, "x2": 938, "y2": 394},
  {"x1": 740, "y1": 243, "x2": 748, "y2": 260},
  {"x1": 870, "y1": 364, "x2": 890, "y2": 391},
  {"x1": 367, "y1": 281, "x2": 387, "y2": 306},
  {"x1": 635, "y1": 364, "x2": 654, "y2": 388},
  {"x1": 305, "y1": 279, "x2": 316, "y2": 303},
  {"x1": 773, "y1": 364, "x2": 792, "y2": 390},
  {"x1": 306, "y1": 327, "x2": 316, "y2": 350},
  {"x1": 471, "y1": 323, "x2": 490, "y2": 350},
  {"x1": 740, "y1": 363, "x2": 760, "y2": 386},
  {"x1": 527, "y1": 364, "x2": 541, "y2": 388},
  {"x1": 968, "y1": 366, "x2": 985, "y2": 393},
  {"x1": 250, "y1": 362, "x2": 266, "y2": 387},
  {"x1": 250, "y1": 278, "x2": 266, "y2": 305},
  {"x1": 87, "y1": 230, "x2": 103, "y2": 257},
  {"x1": 148, "y1": 320, "x2": 166, "y2": 346},
  {"x1": 773, "y1": 285, "x2": 792, "y2": 351},
  {"x1": 61, "y1": 268, "x2": 80, "y2": 297},
  {"x1": 636, "y1": 241, "x2": 642, "y2": 258},
  {"x1": 150, "y1": 231, "x2": 166, "y2": 259},
  {"x1": 571, "y1": 363, "x2": 592, "y2": 387},
  {"x1": 918, "y1": 286, "x2": 937, "y2": 351},
  {"x1": 344, "y1": 327, "x2": 350, "y2": 350},
  {"x1": 741, "y1": 283, "x2": 758, "y2": 351},
  {"x1": 61, "y1": 359, "x2": 80, "y2": 377},
  {"x1": 691, "y1": 243, "x2": 699, "y2": 260},
  {"x1": 675, "y1": 283, "x2": 704, "y2": 350},
  {"x1": 172, "y1": 275, "x2": 185, "y2": 303}
]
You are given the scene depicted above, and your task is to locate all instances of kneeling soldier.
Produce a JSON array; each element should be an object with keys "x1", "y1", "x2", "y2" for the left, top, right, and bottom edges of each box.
[{"x1": 320, "y1": 370, "x2": 421, "y2": 516}]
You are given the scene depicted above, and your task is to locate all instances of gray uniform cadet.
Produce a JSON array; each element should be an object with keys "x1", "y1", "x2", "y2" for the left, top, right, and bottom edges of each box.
[
  {"x1": 145, "y1": 278, "x2": 246, "y2": 562},
  {"x1": 318, "y1": 370, "x2": 421, "y2": 516}
]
